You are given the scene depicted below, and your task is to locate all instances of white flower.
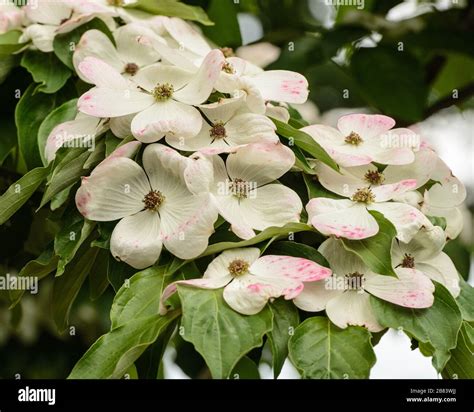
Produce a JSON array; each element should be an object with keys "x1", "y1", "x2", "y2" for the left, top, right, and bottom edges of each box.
[
  {"x1": 302, "y1": 114, "x2": 417, "y2": 167},
  {"x1": 77, "y1": 50, "x2": 225, "y2": 143},
  {"x1": 75, "y1": 143, "x2": 218, "y2": 269},
  {"x1": 166, "y1": 92, "x2": 278, "y2": 153},
  {"x1": 294, "y1": 238, "x2": 435, "y2": 332},
  {"x1": 391, "y1": 226, "x2": 460, "y2": 297},
  {"x1": 160, "y1": 247, "x2": 332, "y2": 315},
  {"x1": 20, "y1": 0, "x2": 116, "y2": 52},
  {"x1": 186, "y1": 142, "x2": 303, "y2": 239},
  {"x1": 73, "y1": 24, "x2": 160, "y2": 81},
  {"x1": 0, "y1": 1, "x2": 24, "y2": 34}
]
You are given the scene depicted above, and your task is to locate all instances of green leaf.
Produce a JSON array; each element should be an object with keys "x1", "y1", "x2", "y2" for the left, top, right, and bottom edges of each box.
[
  {"x1": 126, "y1": 0, "x2": 213, "y2": 26},
  {"x1": 350, "y1": 47, "x2": 428, "y2": 123},
  {"x1": 52, "y1": 247, "x2": 99, "y2": 332},
  {"x1": 53, "y1": 18, "x2": 115, "y2": 69},
  {"x1": 54, "y1": 212, "x2": 96, "y2": 276},
  {"x1": 200, "y1": 222, "x2": 313, "y2": 257},
  {"x1": 230, "y1": 356, "x2": 260, "y2": 379},
  {"x1": 268, "y1": 299, "x2": 299, "y2": 378},
  {"x1": 442, "y1": 323, "x2": 474, "y2": 379},
  {"x1": 266, "y1": 241, "x2": 329, "y2": 267},
  {"x1": 292, "y1": 146, "x2": 317, "y2": 175},
  {"x1": 342, "y1": 210, "x2": 397, "y2": 277},
  {"x1": 177, "y1": 286, "x2": 273, "y2": 378},
  {"x1": 0, "y1": 30, "x2": 26, "y2": 55},
  {"x1": 15, "y1": 83, "x2": 73, "y2": 169},
  {"x1": 0, "y1": 166, "x2": 50, "y2": 225},
  {"x1": 272, "y1": 118, "x2": 339, "y2": 172},
  {"x1": 371, "y1": 283, "x2": 463, "y2": 372},
  {"x1": 40, "y1": 148, "x2": 90, "y2": 208},
  {"x1": 289, "y1": 316, "x2": 376, "y2": 379},
  {"x1": 202, "y1": 0, "x2": 241, "y2": 47},
  {"x1": 68, "y1": 311, "x2": 180, "y2": 379},
  {"x1": 89, "y1": 248, "x2": 110, "y2": 301},
  {"x1": 107, "y1": 256, "x2": 136, "y2": 293},
  {"x1": 0, "y1": 117, "x2": 17, "y2": 166},
  {"x1": 37, "y1": 99, "x2": 78, "y2": 166},
  {"x1": 21, "y1": 51, "x2": 71, "y2": 94},
  {"x1": 110, "y1": 262, "x2": 183, "y2": 329},
  {"x1": 456, "y1": 277, "x2": 474, "y2": 322}
]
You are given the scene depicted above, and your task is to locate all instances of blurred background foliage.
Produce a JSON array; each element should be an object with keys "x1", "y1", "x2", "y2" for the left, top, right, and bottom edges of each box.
[{"x1": 0, "y1": 0, "x2": 472, "y2": 378}]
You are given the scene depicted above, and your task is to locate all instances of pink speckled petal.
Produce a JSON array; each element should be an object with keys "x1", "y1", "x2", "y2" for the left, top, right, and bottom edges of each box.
[
  {"x1": 78, "y1": 56, "x2": 128, "y2": 89},
  {"x1": 371, "y1": 180, "x2": 417, "y2": 202},
  {"x1": 307, "y1": 199, "x2": 379, "y2": 239},
  {"x1": 326, "y1": 291, "x2": 384, "y2": 332},
  {"x1": 337, "y1": 114, "x2": 395, "y2": 140},
  {"x1": 249, "y1": 70, "x2": 309, "y2": 104},
  {"x1": 110, "y1": 210, "x2": 162, "y2": 270},
  {"x1": 174, "y1": 50, "x2": 225, "y2": 105},
  {"x1": 365, "y1": 268, "x2": 435, "y2": 308}
]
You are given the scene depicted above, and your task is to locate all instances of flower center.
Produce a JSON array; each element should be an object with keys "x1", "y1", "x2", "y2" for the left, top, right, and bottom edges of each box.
[
  {"x1": 228, "y1": 259, "x2": 250, "y2": 277},
  {"x1": 220, "y1": 47, "x2": 235, "y2": 58},
  {"x1": 401, "y1": 253, "x2": 415, "y2": 268},
  {"x1": 345, "y1": 131, "x2": 363, "y2": 145},
  {"x1": 230, "y1": 178, "x2": 250, "y2": 199},
  {"x1": 210, "y1": 122, "x2": 227, "y2": 140},
  {"x1": 143, "y1": 190, "x2": 165, "y2": 211},
  {"x1": 351, "y1": 187, "x2": 375, "y2": 204},
  {"x1": 222, "y1": 61, "x2": 235, "y2": 74},
  {"x1": 124, "y1": 63, "x2": 139, "y2": 75},
  {"x1": 153, "y1": 83, "x2": 174, "y2": 101},
  {"x1": 107, "y1": 0, "x2": 123, "y2": 6},
  {"x1": 345, "y1": 271, "x2": 365, "y2": 290},
  {"x1": 364, "y1": 169, "x2": 385, "y2": 185}
]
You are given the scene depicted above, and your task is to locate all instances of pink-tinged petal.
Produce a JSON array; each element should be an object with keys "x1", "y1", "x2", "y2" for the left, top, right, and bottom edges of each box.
[
  {"x1": 371, "y1": 180, "x2": 417, "y2": 202},
  {"x1": 226, "y1": 142, "x2": 295, "y2": 185},
  {"x1": 159, "y1": 276, "x2": 232, "y2": 315},
  {"x1": 365, "y1": 268, "x2": 435, "y2": 308},
  {"x1": 326, "y1": 291, "x2": 384, "y2": 332},
  {"x1": 372, "y1": 147, "x2": 415, "y2": 166},
  {"x1": 75, "y1": 157, "x2": 149, "y2": 221},
  {"x1": 78, "y1": 56, "x2": 128, "y2": 89},
  {"x1": 416, "y1": 252, "x2": 460, "y2": 298},
  {"x1": 249, "y1": 70, "x2": 309, "y2": 104},
  {"x1": 174, "y1": 50, "x2": 225, "y2": 105},
  {"x1": 250, "y1": 255, "x2": 332, "y2": 282},
  {"x1": 110, "y1": 210, "x2": 162, "y2": 270},
  {"x1": 78, "y1": 87, "x2": 153, "y2": 118},
  {"x1": 293, "y1": 280, "x2": 341, "y2": 312},
  {"x1": 131, "y1": 100, "x2": 202, "y2": 143},
  {"x1": 368, "y1": 202, "x2": 431, "y2": 243},
  {"x1": 183, "y1": 152, "x2": 215, "y2": 194},
  {"x1": 102, "y1": 141, "x2": 142, "y2": 163},
  {"x1": 337, "y1": 114, "x2": 395, "y2": 140},
  {"x1": 163, "y1": 16, "x2": 211, "y2": 56},
  {"x1": 307, "y1": 199, "x2": 379, "y2": 239}
]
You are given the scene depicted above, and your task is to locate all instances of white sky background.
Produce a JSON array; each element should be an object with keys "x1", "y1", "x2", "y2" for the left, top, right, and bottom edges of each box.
[{"x1": 164, "y1": 0, "x2": 473, "y2": 379}]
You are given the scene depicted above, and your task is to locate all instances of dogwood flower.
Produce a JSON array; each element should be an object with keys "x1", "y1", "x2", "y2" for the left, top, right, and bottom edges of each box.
[
  {"x1": 160, "y1": 247, "x2": 332, "y2": 315},
  {"x1": 165, "y1": 92, "x2": 278, "y2": 153},
  {"x1": 186, "y1": 142, "x2": 303, "y2": 239},
  {"x1": 294, "y1": 238, "x2": 435, "y2": 331},
  {"x1": 20, "y1": 0, "x2": 116, "y2": 52},
  {"x1": 73, "y1": 24, "x2": 160, "y2": 81},
  {"x1": 0, "y1": 1, "x2": 24, "y2": 34},
  {"x1": 75, "y1": 143, "x2": 218, "y2": 269},
  {"x1": 391, "y1": 226, "x2": 460, "y2": 297},
  {"x1": 45, "y1": 113, "x2": 108, "y2": 162},
  {"x1": 77, "y1": 50, "x2": 225, "y2": 143},
  {"x1": 302, "y1": 114, "x2": 417, "y2": 167}
]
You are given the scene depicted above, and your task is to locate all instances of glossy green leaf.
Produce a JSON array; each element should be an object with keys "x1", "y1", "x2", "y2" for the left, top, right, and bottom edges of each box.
[
  {"x1": 266, "y1": 241, "x2": 329, "y2": 267},
  {"x1": 0, "y1": 30, "x2": 26, "y2": 55},
  {"x1": 21, "y1": 51, "x2": 71, "y2": 94},
  {"x1": 68, "y1": 311, "x2": 180, "y2": 379},
  {"x1": 272, "y1": 118, "x2": 339, "y2": 172},
  {"x1": 268, "y1": 299, "x2": 299, "y2": 378},
  {"x1": 0, "y1": 165, "x2": 50, "y2": 225},
  {"x1": 177, "y1": 286, "x2": 273, "y2": 378},
  {"x1": 202, "y1": 0, "x2": 241, "y2": 47},
  {"x1": 456, "y1": 277, "x2": 474, "y2": 322},
  {"x1": 342, "y1": 210, "x2": 398, "y2": 277},
  {"x1": 442, "y1": 323, "x2": 474, "y2": 379},
  {"x1": 230, "y1": 356, "x2": 260, "y2": 379},
  {"x1": 89, "y1": 248, "x2": 110, "y2": 301},
  {"x1": 371, "y1": 283, "x2": 462, "y2": 372},
  {"x1": 289, "y1": 316, "x2": 376, "y2": 379}
]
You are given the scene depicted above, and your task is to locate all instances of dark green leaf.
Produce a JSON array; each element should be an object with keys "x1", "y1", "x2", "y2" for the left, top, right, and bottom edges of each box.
[
  {"x1": 456, "y1": 277, "x2": 474, "y2": 322},
  {"x1": 442, "y1": 323, "x2": 474, "y2": 379},
  {"x1": 89, "y1": 248, "x2": 110, "y2": 301},
  {"x1": 230, "y1": 356, "x2": 260, "y2": 379},
  {"x1": 266, "y1": 241, "x2": 329, "y2": 267},
  {"x1": 202, "y1": 0, "x2": 241, "y2": 47}
]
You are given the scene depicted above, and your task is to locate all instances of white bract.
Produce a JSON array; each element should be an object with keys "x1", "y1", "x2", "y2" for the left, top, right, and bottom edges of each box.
[
  {"x1": 0, "y1": 1, "x2": 24, "y2": 34},
  {"x1": 294, "y1": 238, "x2": 435, "y2": 332},
  {"x1": 75, "y1": 142, "x2": 218, "y2": 269},
  {"x1": 160, "y1": 247, "x2": 332, "y2": 315}
]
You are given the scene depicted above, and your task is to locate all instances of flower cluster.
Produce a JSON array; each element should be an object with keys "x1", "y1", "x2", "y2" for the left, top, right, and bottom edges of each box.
[{"x1": 4, "y1": 0, "x2": 466, "y2": 329}]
